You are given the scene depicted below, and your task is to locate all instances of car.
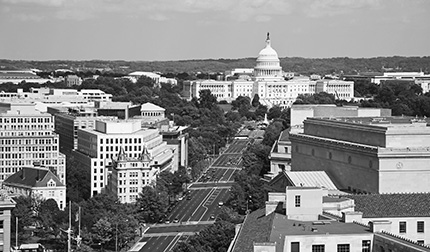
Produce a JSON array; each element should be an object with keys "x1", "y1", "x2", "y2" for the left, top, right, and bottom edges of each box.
[
  {"x1": 173, "y1": 218, "x2": 179, "y2": 223},
  {"x1": 187, "y1": 195, "x2": 192, "y2": 200},
  {"x1": 218, "y1": 201, "x2": 224, "y2": 207},
  {"x1": 210, "y1": 214, "x2": 215, "y2": 220},
  {"x1": 165, "y1": 219, "x2": 170, "y2": 224}
]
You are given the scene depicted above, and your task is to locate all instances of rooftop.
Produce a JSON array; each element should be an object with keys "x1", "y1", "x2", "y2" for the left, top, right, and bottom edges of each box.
[
  {"x1": 232, "y1": 208, "x2": 275, "y2": 252},
  {"x1": 3, "y1": 167, "x2": 64, "y2": 188},
  {"x1": 233, "y1": 208, "x2": 371, "y2": 252},
  {"x1": 345, "y1": 193, "x2": 430, "y2": 218},
  {"x1": 316, "y1": 116, "x2": 430, "y2": 126},
  {"x1": 284, "y1": 171, "x2": 338, "y2": 191}
]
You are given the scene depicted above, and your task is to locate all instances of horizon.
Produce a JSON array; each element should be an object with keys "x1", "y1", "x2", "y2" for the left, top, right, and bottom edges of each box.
[
  {"x1": 1, "y1": 0, "x2": 429, "y2": 61},
  {"x1": 1, "y1": 55, "x2": 429, "y2": 63}
]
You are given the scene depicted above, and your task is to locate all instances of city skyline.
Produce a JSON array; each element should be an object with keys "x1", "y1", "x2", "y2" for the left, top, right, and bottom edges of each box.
[{"x1": 0, "y1": 0, "x2": 429, "y2": 61}]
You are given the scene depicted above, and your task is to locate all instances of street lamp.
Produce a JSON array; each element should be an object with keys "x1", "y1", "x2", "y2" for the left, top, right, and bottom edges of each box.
[{"x1": 246, "y1": 196, "x2": 252, "y2": 215}]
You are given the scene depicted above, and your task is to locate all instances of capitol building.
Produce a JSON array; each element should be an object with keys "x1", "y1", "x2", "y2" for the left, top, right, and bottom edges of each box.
[{"x1": 183, "y1": 33, "x2": 354, "y2": 108}]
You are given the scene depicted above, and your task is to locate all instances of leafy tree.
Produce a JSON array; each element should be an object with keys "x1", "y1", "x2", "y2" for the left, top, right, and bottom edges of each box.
[
  {"x1": 198, "y1": 90, "x2": 218, "y2": 110},
  {"x1": 267, "y1": 105, "x2": 282, "y2": 120},
  {"x1": 227, "y1": 171, "x2": 267, "y2": 214},
  {"x1": 66, "y1": 155, "x2": 91, "y2": 202},
  {"x1": 135, "y1": 186, "x2": 169, "y2": 223},
  {"x1": 91, "y1": 217, "x2": 113, "y2": 249},
  {"x1": 295, "y1": 92, "x2": 336, "y2": 104},
  {"x1": 251, "y1": 94, "x2": 260, "y2": 107},
  {"x1": 262, "y1": 121, "x2": 285, "y2": 147},
  {"x1": 173, "y1": 220, "x2": 235, "y2": 252}
]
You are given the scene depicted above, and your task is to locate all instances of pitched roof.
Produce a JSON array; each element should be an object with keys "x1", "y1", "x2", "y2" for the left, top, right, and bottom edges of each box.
[
  {"x1": 284, "y1": 171, "x2": 338, "y2": 190},
  {"x1": 232, "y1": 208, "x2": 275, "y2": 252},
  {"x1": 3, "y1": 167, "x2": 64, "y2": 188},
  {"x1": 345, "y1": 193, "x2": 430, "y2": 218},
  {"x1": 140, "y1": 102, "x2": 165, "y2": 111},
  {"x1": 278, "y1": 129, "x2": 290, "y2": 142}
]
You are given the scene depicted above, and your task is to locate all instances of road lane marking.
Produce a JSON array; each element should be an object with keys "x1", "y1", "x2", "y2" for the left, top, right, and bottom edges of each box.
[
  {"x1": 164, "y1": 233, "x2": 182, "y2": 252},
  {"x1": 186, "y1": 187, "x2": 216, "y2": 222}
]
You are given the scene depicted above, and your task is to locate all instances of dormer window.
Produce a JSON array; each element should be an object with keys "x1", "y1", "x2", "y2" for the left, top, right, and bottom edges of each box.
[{"x1": 47, "y1": 180, "x2": 56, "y2": 187}]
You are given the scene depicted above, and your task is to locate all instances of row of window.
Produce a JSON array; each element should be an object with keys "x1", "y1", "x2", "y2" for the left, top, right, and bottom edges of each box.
[
  {"x1": 1, "y1": 138, "x2": 56, "y2": 145},
  {"x1": 291, "y1": 241, "x2": 371, "y2": 252},
  {"x1": 100, "y1": 138, "x2": 142, "y2": 145},
  {"x1": 0, "y1": 130, "x2": 53, "y2": 137},
  {"x1": 0, "y1": 152, "x2": 57, "y2": 159},
  {"x1": 0, "y1": 117, "x2": 51, "y2": 124},
  {"x1": 399, "y1": 221, "x2": 425, "y2": 233},
  {"x1": 0, "y1": 146, "x2": 57, "y2": 152}
]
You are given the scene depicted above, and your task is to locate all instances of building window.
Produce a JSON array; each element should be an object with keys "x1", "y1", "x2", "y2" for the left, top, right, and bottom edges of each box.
[
  {"x1": 295, "y1": 195, "x2": 301, "y2": 207},
  {"x1": 291, "y1": 242, "x2": 300, "y2": 252},
  {"x1": 312, "y1": 245, "x2": 324, "y2": 252},
  {"x1": 417, "y1": 221, "x2": 424, "y2": 233},
  {"x1": 348, "y1": 156, "x2": 352, "y2": 164},
  {"x1": 362, "y1": 240, "x2": 371, "y2": 252},
  {"x1": 0, "y1": 220, "x2": 3, "y2": 229},
  {"x1": 337, "y1": 244, "x2": 350, "y2": 252},
  {"x1": 417, "y1": 240, "x2": 425, "y2": 245},
  {"x1": 328, "y1": 152, "x2": 332, "y2": 160},
  {"x1": 369, "y1": 160, "x2": 373, "y2": 168},
  {"x1": 399, "y1": 221, "x2": 406, "y2": 233},
  {"x1": 311, "y1": 149, "x2": 315, "y2": 156}
]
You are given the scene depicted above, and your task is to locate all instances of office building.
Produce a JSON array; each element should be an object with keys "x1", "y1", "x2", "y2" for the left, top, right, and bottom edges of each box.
[
  {"x1": 0, "y1": 102, "x2": 66, "y2": 185},
  {"x1": 289, "y1": 116, "x2": 430, "y2": 193},
  {"x1": 73, "y1": 120, "x2": 174, "y2": 197}
]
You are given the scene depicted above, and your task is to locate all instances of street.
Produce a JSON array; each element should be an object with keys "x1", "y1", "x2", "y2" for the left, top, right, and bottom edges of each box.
[{"x1": 134, "y1": 138, "x2": 250, "y2": 252}]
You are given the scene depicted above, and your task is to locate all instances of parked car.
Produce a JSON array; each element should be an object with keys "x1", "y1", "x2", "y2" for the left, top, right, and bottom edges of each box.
[{"x1": 173, "y1": 218, "x2": 179, "y2": 223}]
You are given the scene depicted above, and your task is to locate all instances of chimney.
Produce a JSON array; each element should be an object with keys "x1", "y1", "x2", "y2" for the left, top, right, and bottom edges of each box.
[
  {"x1": 342, "y1": 211, "x2": 363, "y2": 223},
  {"x1": 370, "y1": 220, "x2": 392, "y2": 233}
]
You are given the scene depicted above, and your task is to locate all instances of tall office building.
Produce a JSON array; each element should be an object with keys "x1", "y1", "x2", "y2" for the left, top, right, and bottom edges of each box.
[
  {"x1": 73, "y1": 120, "x2": 174, "y2": 197},
  {"x1": 0, "y1": 102, "x2": 66, "y2": 184}
]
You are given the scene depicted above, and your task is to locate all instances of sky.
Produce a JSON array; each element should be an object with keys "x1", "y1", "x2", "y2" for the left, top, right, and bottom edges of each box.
[{"x1": 0, "y1": 0, "x2": 429, "y2": 61}]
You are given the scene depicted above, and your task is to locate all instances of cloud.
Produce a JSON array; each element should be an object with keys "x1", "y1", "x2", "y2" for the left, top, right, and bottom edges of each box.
[
  {"x1": 303, "y1": 0, "x2": 383, "y2": 18},
  {"x1": 3, "y1": 0, "x2": 67, "y2": 7},
  {"x1": 0, "y1": 0, "x2": 293, "y2": 21}
]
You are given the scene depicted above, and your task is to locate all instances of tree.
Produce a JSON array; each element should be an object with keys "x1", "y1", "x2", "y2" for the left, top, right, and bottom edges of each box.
[
  {"x1": 135, "y1": 186, "x2": 169, "y2": 223},
  {"x1": 262, "y1": 121, "x2": 285, "y2": 147},
  {"x1": 66, "y1": 155, "x2": 91, "y2": 202},
  {"x1": 267, "y1": 105, "x2": 282, "y2": 120},
  {"x1": 198, "y1": 90, "x2": 218, "y2": 110},
  {"x1": 173, "y1": 220, "x2": 235, "y2": 252},
  {"x1": 36, "y1": 199, "x2": 61, "y2": 238},
  {"x1": 251, "y1": 94, "x2": 260, "y2": 107},
  {"x1": 91, "y1": 217, "x2": 113, "y2": 250}
]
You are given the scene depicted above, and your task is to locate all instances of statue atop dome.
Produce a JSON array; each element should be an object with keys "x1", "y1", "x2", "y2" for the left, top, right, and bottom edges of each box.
[{"x1": 266, "y1": 32, "x2": 270, "y2": 46}]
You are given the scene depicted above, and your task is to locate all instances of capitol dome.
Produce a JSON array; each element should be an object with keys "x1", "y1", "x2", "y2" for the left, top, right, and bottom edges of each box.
[{"x1": 254, "y1": 33, "x2": 283, "y2": 80}]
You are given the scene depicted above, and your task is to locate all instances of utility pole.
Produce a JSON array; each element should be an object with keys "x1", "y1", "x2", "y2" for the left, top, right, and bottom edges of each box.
[
  {"x1": 68, "y1": 201, "x2": 71, "y2": 252},
  {"x1": 15, "y1": 217, "x2": 18, "y2": 249},
  {"x1": 76, "y1": 206, "x2": 82, "y2": 248},
  {"x1": 115, "y1": 222, "x2": 118, "y2": 252}
]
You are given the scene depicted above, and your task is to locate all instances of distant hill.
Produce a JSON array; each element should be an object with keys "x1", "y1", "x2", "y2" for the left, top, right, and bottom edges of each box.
[{"x1": 1, "y1": 56, "x2": 429, "y2": 76}]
